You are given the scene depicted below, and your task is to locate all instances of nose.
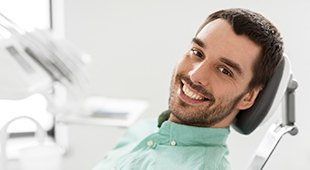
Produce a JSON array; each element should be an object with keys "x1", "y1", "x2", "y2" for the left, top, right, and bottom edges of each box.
[{"x1": 189, "y1": 62, "x2": 210, "y2": 86}]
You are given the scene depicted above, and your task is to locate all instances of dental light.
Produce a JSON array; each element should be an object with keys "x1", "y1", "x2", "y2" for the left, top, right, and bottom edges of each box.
[{"x1": 0, "y1": 12, "x2": 91, "y2": 116}]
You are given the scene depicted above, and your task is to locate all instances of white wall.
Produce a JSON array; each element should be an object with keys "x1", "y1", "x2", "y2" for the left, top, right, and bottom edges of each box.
[{"x1": 62, "y1": 0, "x2": 310, "y2": 169}]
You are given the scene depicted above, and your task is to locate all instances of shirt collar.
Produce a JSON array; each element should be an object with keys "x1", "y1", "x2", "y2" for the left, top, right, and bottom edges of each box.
[{"x1": 158, "y1": 121, "x2": 230, "y2": 146}]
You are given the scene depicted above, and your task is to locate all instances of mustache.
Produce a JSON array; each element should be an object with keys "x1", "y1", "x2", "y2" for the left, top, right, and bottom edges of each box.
[{"x1": 176, "y1": 74, "x2": 215, "y2": 101}]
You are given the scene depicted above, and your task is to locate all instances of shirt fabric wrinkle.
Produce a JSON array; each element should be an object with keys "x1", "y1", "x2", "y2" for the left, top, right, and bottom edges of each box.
[{"x1": 93, "y1": 118, "x2": 231, "y2": 170}]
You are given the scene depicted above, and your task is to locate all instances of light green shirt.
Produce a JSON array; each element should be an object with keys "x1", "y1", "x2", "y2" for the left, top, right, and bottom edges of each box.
[{"x1": 93, "y1": 119, "x2": 231, "y2": 170}]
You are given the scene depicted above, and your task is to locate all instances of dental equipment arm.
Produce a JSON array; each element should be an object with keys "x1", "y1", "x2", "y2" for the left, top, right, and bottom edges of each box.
[{"x1": 247, "y1": 77, "x2": 298, "y2": 170}]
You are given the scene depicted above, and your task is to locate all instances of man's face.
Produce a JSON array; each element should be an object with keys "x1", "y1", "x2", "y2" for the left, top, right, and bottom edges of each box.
[{"x1": 169, "y1": 19, "x2": 261, "y2": 127}]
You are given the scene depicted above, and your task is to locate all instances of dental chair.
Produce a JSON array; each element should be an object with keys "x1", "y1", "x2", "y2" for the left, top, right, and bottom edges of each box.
[
  {"x1": 232, "y1": 55, "x2": 298, "y2": 169},
  {"x1": 0, "y1": 12, "x2": 298, "y2": 170}
]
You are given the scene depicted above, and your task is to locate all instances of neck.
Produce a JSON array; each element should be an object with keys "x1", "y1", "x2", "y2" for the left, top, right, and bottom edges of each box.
[{"x1": 168, "y1": 110, "x2": 239, "y2": 128}]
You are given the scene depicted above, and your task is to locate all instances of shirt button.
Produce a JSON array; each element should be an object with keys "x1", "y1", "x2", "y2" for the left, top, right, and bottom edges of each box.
[
  {"x1": 147, "y1": 140, "x2": 154, "y2": 147},
  {"x1": 170, "y1": 140, "x2": 177, "y2": 146}
]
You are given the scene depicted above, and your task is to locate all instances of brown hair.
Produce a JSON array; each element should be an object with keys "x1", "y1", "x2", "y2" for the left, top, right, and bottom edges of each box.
[{"x1": 196, "y1": 8, "x2": 283, "y2": 89}]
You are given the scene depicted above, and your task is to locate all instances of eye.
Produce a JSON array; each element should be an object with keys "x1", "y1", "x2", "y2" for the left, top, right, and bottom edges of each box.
[
  {"x1": 218, "y1": 66, "x2": 233, "y2": 77},
  {"x1": 190, "y1": 48, "x2": 204, "y2": 58}
]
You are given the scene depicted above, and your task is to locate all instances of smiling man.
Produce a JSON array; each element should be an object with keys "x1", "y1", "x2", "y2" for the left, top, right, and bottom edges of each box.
[
  {"x1": 169, "y1": 18, "x2": 262, "y2": 128},
  {"x1": 94, "y1": 8, "x2": 283, "y2": 170}
]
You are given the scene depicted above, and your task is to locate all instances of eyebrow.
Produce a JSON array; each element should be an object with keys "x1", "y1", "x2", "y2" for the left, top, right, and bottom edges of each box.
[
  {"x1": 192, "y1": 37, "x2": 206, "y2": 48},
  {"x1": 219, "y1": 57, "x2": 243, "y2": 75}
]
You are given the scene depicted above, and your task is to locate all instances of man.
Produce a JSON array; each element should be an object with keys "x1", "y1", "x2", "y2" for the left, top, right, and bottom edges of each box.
[{"x1": 93, "y1": 8, "x2": 283, "y2": 170}]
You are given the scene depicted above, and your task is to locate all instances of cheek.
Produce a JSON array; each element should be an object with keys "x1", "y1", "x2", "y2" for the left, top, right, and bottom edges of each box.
[
  {"x1": 212, "y1": 83, "x2": 239, "y2": 101},
  {"x1": 176, "y1": 55, "x2": 194, "y2": 74}
]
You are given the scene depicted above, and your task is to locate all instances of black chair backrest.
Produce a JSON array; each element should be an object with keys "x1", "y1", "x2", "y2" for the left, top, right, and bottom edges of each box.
[{"x1": 232, "y1": 57, "x2": 287, "y2": 135}]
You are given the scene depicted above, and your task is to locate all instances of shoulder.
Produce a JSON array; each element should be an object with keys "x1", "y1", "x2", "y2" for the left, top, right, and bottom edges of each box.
[
  {"x1": 155, "y1": 146, "x2": 230, "y2": 170},
  {"x1": 114, "y1": 118, "x2": 158, "y2": 149},
  {"x1": 200, "y1": 146, "x2": 231, "y2": 170},
  {"x1": 215, "y1": 153, "x2": 231, "y2": 170}
]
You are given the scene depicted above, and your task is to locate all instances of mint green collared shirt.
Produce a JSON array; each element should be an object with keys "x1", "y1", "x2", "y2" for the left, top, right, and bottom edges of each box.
[{"x1": 93, "y1": 119, "x2": 231, "y2": 170}]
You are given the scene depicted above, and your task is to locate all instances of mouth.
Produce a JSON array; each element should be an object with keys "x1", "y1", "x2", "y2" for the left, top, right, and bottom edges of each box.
[{"x1": 177, "y1": 80, "x2": 211, "y2": 105}]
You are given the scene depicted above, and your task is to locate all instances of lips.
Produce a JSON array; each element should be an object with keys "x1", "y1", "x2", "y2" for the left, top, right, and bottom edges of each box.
[{"x1": 177, "y1": 80, "x2": 211, "y2": 105}]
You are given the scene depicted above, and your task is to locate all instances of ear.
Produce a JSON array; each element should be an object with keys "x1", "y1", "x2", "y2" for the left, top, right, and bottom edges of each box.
[{"x1": 237, "y1": 86, "x2": 262, "y2": 110}]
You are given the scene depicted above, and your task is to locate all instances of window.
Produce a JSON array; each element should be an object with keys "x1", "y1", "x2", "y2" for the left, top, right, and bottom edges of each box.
[{"x1": 0, "y1": 0, "x2": 51, "y2": 31}]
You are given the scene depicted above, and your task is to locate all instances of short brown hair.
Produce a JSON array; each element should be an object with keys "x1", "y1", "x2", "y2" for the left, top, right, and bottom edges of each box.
[{"x1": 196, "y1": 8, "x2": 283, "y2": 89}]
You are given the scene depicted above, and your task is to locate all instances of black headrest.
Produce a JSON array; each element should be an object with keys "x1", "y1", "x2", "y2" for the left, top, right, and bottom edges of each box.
[{"x1": 232, "y1": 56, "x2": 288, "y2": 135}]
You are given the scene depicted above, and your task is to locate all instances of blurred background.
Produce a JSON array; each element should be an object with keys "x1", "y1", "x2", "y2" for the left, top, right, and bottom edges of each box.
[{"x1": 1, "y1": 0, "x2": 309, "y2": 169}]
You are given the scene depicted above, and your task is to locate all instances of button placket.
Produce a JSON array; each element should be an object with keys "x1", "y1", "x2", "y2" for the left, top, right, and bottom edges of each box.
[
  {"x1": 147, "y1": 140, "x2": 154, "y2": 147},
  {"x1": 170, "y1": 140, "x2": 177, "y2": 146}
]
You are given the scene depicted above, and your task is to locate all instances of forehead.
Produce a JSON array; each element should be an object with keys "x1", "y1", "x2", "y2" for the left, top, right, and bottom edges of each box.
[{"x1": 196, "y1": 19, "x2": 261, "y2": 77}]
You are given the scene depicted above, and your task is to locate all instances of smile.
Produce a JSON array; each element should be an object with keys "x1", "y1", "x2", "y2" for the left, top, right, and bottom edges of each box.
[
  {"x1": 178, "y1": 80, "x2": 210, "y2": 105},
  {"x1": 182, "y1": 83, "x2": 204, "y2": 100}
]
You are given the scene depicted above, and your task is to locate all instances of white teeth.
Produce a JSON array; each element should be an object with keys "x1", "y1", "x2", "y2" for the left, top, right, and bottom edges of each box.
[
  {"x1": 182, "y1": 84, "x2": 204, "y2": 100},
  {"x1": 177, "y1": 88, "x2": 181, "y2": 95}
]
